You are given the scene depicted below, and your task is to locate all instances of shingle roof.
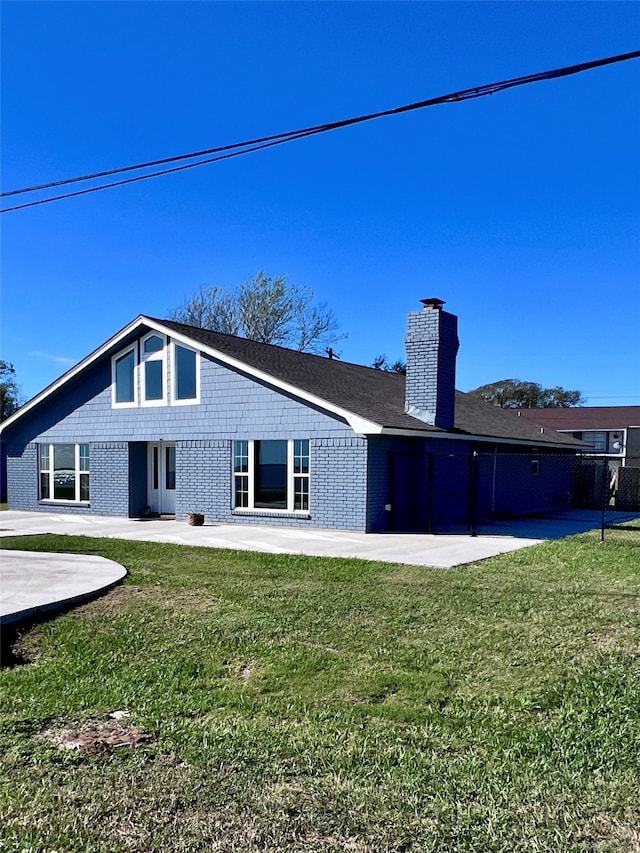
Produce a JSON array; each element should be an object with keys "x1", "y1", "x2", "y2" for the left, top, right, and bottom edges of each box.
[
  {"x1": 515, "y1": 406, "x2": 640, "y2": 431},
  {"x1": 157, "y1": 318, "x2": 583, "y2": 447}
]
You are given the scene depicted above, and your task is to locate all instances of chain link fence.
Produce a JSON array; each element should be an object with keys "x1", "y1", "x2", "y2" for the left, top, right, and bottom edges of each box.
[
  {"x1": 396, "y1": 450, "x2": 640, "y2": 543},
  {"x1": 470, "y1": 451, "x2": 640, "y2": 544}
]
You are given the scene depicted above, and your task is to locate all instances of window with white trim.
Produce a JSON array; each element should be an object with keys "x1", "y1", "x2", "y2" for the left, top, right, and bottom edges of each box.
[
  {"x1": 172, "y1": 342, "x2": 199, "y2": 403},
  {"x1": 112, "y1": 346, "x2": 137, "y2": 407},
  {"x1": 141, "y1": 333, "x2": 167, "y2": 405},
  {"x1": 111, "y1": 333, "x2": 201, "y2": 408},
  {"x1": 39, "y1": 443, "x2": 90, "y2": 502},
  {"x1": 233, "y1": 439, "x2": 310, "y2": 512}
]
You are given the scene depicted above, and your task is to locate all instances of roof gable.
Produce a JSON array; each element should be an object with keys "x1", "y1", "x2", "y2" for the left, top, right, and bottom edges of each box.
[{"x1": 1, "y1": 315, "x2": 584, "y2": 448}]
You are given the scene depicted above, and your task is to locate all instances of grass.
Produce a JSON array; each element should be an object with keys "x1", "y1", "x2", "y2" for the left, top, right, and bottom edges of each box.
[{"x1": 1, "y1": 534, "x2": 639, "y2": 852}]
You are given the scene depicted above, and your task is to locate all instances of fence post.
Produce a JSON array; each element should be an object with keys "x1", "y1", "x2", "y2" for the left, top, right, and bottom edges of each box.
[
  {"x1": 468, "y1": 451, "x2": 478, "y2": 537},
  {"x1": 426, "y1": 454, "x2": 434, "y2": 534},
  {"x1": 600, "y1": 455, "x2": 608, "y2": 544}
]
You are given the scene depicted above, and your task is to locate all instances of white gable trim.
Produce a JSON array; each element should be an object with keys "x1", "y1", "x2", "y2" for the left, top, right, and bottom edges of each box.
[{"x1": 0, "y1": 316, "x2": 152, "y2": 433}]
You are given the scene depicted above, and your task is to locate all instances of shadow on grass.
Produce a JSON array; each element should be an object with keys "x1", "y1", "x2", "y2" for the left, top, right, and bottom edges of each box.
[
  {"x1": 0, "y1": 581, "x2": 126, "y2": 669},
  {"x1": 1, "y1": 619, "x2": 42, "y2": 668}
]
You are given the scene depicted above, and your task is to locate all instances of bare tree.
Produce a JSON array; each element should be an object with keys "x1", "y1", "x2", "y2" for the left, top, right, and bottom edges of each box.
[
  {"x1": 169, "y1": 284, "x2": 241, "y2": 336},
  {"x1": 237, "y1": 273, "x2": 295, "y2": 345},
  {"x1": 169, "y1": 271, "x2": 344, "y2": 353}
]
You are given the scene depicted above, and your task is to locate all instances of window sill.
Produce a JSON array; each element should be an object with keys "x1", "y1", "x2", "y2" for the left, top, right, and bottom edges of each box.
[
  {"x1": 39, "y1": 500, "x2": 90, "y2": 507},
  {"x1": 172, "y1": 397, "x2": 200, "y2": 406},
  {"x1": 232, "y1": 509, "x2": 311, "y2": 520}
]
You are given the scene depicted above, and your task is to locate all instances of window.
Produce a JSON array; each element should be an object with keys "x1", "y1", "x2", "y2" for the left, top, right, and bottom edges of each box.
[
  {"x1": 583, "y1": 431, "x2": 607, "y2": 452},
  {"x1": 39, "y1": 443, "x2": 90, "y2": 502},
  {"x1": 141, "y1": 333, "x2": 166, "y2": 405},
  {"x1": 530, "y1": 457, "x2": 539, "y2": 476},
  {"x1": 152, "y1": 445, "x2": 159, "y2": 490},
  {"x1": 234, "y1": 441, "x2": 249, "y2": 508},
  {"x1": 112, "y1": 346, "x2": 137, "y2": 406},
  {"x1": 293, "y1": 439, "x2": 310, "y2": 510},
  {"x1": 112, "y1": 333, "x2": 201, "y2": 408},
  {"x1": 232, "y1": 439, "x2": 310, "y2": 513},
  {"x1": 165, "y1": 445, "x2": 176, "y2": 490},
  {"x1": 173, "y1": 343, "x2": 199, "y2": 403}
]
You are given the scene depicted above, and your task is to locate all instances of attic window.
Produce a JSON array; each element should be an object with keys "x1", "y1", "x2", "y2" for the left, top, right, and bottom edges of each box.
[
  {"x1": 141, "y1": 333, "x2": 167, "y2": 405},
  {"x1": 112, "y1": 346, "x2": 137, "y2": 407},
  {"x1": 144, "y1": 335, "x2": 164, "y2": 354},
  {"x1": 173, "y1": 342, "x2": 199, "y2": 403}
]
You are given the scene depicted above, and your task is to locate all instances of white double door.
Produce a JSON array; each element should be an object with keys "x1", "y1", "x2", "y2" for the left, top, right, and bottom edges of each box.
[{"x1": 147, "y1": 442, "x2": 176, "y2": 515}]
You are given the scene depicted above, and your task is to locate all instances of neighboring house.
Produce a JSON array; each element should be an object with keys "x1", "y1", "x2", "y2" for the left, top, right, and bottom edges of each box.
[
  {"x1": 0, "y1": 299, "x2": 584, "y2": 532},
  {"x1": 516, "y1": 406, "x2": 640, "y2": 511},
  {"x1": 515, "y1": 406, "x2": 640, "y2": 465}
]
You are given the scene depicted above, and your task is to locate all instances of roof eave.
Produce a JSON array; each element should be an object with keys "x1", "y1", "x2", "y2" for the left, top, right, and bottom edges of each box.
[
  {"x1": 378, "y1": 426, "x2": 585, "y2": 449},
  {"x1": 0, "y1": 315, "x2": 151, "y2": 435}
]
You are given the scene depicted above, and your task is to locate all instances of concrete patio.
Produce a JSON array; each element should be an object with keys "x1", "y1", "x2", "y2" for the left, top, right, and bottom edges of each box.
[
  {"x1": 1, "y1": 549, "x2": 127, "y2": 625},
  {"x1": 0, "y1": 509, "x2": 550, "y2": 569},
  {"x1": 0, "y1": 508, "x2": 617, "y2": 626}
]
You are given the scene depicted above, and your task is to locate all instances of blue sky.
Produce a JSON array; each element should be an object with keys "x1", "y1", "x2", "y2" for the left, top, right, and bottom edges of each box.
[{"x1": 2, "y1": 1, "x2": 639, "y2": 405}]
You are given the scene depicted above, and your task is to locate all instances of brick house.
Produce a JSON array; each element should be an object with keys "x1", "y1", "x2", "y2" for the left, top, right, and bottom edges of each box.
[{"x1": 0, "y1": 299, "x2": 583, "y2": 532}]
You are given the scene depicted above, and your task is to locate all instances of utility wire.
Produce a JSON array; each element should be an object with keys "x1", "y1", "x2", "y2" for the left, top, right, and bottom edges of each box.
[
  {"x1": 2, "y1": 49, "x2": 639, "y2": 214},
  {"x1": 1, "y1": 133, "x2": 322, "y2": 212}
]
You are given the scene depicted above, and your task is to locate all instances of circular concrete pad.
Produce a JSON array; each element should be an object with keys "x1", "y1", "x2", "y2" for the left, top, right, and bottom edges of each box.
[{"x1": 0, "y1": 550, "x2": 127, "y2": 625}]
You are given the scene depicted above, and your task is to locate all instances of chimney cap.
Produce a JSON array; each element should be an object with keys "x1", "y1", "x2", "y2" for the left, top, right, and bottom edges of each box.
[{"x1": 420, "y1": 297, "x2": 446, "y2": 310}]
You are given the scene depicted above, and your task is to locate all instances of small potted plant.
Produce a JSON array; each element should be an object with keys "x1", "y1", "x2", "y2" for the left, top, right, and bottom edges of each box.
[{"x1": 187, "y1": 512, "x2": 205, "y2": 526}]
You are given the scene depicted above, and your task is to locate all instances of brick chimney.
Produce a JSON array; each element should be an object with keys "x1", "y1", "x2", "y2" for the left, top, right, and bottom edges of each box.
[{"x1": 405, "y1": 297, "x2": 459, "y2": 429}]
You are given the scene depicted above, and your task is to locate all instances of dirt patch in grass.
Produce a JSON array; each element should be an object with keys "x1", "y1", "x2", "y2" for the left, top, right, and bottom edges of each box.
[
  {"x1": 580, "y1": 813, "x2": 640, "y2": 853},
  {"x1": 77, "y1": 583, "x2": 221, "y2": 616},
  {"x1": 575, "y1": 628, "x2": 640, "y2": 660},
  {"x1": 305, "y1": 832, "x2": 373, "y2": 851},
  {"x1": 236, "y1": 662, "x2": 255, "y2": 681},
  {"x1": 387, "y1": 565, "x2": 433, "y2": 585},
  {"x1": 37, "y1": 711, "x2": 154, "y2": 755}
]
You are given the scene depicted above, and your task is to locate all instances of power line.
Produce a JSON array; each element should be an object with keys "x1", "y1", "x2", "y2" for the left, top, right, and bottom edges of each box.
[
  {"x1": 0, "y1": 134, "x2": 322, "y2": 213},
  {"x1": 2, "y1": 49, "x2": 638, "y2": 214}
]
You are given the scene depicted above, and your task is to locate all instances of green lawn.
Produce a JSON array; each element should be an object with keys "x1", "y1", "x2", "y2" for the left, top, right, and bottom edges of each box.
[{"x1": 1, "y1": 534, "x2": 639, "y2": 852}]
